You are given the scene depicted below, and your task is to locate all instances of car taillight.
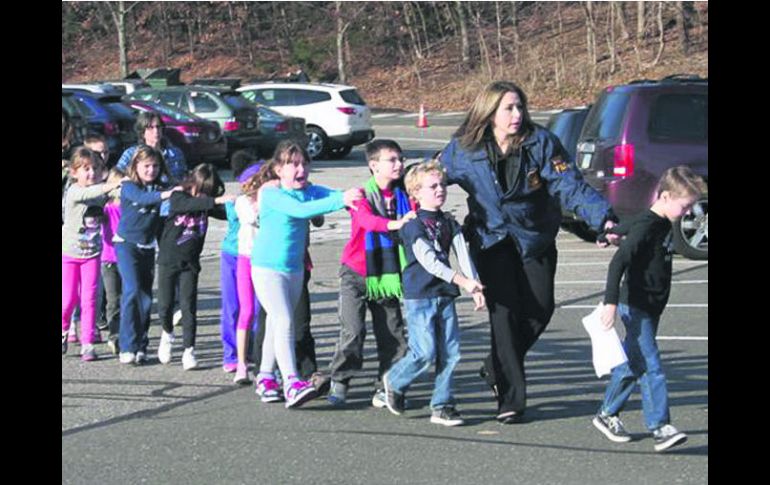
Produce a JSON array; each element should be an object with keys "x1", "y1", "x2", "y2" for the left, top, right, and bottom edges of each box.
[
  {"x1": 224, "y1": 120, "x2": 240, "y2": 131},
  {"x1": 178, "y1": 125, "x2": 202, "y2": 137},
  {"x1": 613, "y1": 143, "x2": 635, "y2": 177},
  {"x1": 336, "y1": 107, "x2": 356, "y2": 115},
  {"x1": 104, "y1": 121, "x2": 119, "y2": 136}
]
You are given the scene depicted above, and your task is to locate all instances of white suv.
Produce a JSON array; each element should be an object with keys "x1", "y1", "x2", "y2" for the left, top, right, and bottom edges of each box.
[{"x1": 237, "y1": 82, "x2": 374, "y2": 159}]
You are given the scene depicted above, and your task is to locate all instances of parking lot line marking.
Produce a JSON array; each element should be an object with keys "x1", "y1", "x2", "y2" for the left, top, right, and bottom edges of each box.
[
  {"x1": 657, "y1": 336, "x2": 708, "y2": 341},
  {"x1": 559, "y1": 261, "x2": 707, "y2": 267},
  {"x1": 556, "y1": 280, "x2": 707, "y2": 285},
  {"x1": 559, "y1": 304, "x2": 707, "y2": 309}
]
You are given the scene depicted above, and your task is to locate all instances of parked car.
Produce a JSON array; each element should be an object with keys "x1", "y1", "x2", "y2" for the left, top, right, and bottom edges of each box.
[
  {"x1": 254, "y1": 105, "x2": 308, "y2": 157},
  {"x1": 61, "y1": 91, "x2": 89, "y2": 149},
  {"x1": 96, "y1": 79, "x2": 151, "y2": 95},
  {"x1": 573, "y1": 74, "x2": 708, "y2": 259},
  {"x1": 62, "y1": 83, "x2": 122, "y2": 95},
  {"x1": 62, "y1": 89, "x2": 138, "y2": 165},
  {"x1": 237, "y1": 82, "x2": 375, "y2": 159},
  {"x1": 125, "y1": 86, "x2": 260, "y2": 159},
  {"x1": 124, "y1": 100, "x2": 228, "y2": 167}
]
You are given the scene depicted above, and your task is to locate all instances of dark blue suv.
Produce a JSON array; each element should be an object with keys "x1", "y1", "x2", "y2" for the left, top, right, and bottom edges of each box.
[{"x1": 572, "y1": 75, "x2": 708, "y2": 259}]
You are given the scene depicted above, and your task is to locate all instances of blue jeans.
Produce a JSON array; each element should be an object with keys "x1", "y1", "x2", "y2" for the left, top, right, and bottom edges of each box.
[
  {"x1": 387, "y1": 297, "x2": 461, "y2": 410},
  {"x1": 116, "y1": 242, "x2": 155, "y2": 354},
  {"x1": 600, "y1": 304, "x2": 670, "y2": 430}
]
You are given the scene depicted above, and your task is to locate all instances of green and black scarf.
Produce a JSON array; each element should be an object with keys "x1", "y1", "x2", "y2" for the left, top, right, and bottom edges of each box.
[{"x1": 363, "y1": 177, "x2": 410, "y2": 300}]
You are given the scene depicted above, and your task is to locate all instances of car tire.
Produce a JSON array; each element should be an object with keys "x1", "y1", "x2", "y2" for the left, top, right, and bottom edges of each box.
[
  {"x1": 306, "y1": 127, "x2": 328, "y2": 160},
  {"x1": 328, "y1": 145, "x2": 353, "y2": 159},
  {"x1": 672, "y1": 197, "x2": 708, "y2": 260}
]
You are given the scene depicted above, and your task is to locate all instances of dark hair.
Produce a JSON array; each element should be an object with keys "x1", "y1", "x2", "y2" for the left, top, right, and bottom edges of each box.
[
  {"x1": 365, "y1": 139, "x2": 403, "y2": 161},
  {"x1": 134, "y1": 111, "x2": 164, "y2": 139},
  {"x1": 454, "y1": 80, "x2": 534, "y2": 150},
  {"x1": 183, "y1": 163, "x2": 225, "y2": 197},
  {"x1": 231, "y1": 150, "x2": 259, "y2": 178}
]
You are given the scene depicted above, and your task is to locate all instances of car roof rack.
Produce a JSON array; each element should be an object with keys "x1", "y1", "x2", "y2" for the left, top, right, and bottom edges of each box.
[
  {"x1": 660, "y1": 74, "x2": 708, "y2": 83},
  {"x1": 190, "y1": 78, "x2": 242, "y2": 90}
]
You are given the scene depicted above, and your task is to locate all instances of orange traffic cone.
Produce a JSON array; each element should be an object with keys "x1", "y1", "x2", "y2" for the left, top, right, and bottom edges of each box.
[{"x1": 416, "y1": 104, "x2": 429, "y2": 128}]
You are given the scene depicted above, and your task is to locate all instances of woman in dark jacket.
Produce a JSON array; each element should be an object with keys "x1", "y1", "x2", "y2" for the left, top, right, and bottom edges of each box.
[{"x1": 440, "y1": 81, "x2": 619, "y2": 423}]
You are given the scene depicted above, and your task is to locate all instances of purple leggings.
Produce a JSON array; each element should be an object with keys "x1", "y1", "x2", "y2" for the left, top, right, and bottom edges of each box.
[
  {"x1": 62, "y1": 255, "x2": 99, "y2": 345},
  {"x1": 236, "y1": 256, "x2": 260, "y2": 331}
]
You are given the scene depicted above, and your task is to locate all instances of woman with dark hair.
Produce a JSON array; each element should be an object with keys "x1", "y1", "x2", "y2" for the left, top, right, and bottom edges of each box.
[
  {"x1": 116, "y1": 111, "x2": 188, "y2": 183},
  {"x1": 440, "y1": 81, "x2": 619, "y2": 424}
]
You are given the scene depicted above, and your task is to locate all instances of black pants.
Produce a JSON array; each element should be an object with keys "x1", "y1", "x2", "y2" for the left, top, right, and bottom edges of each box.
[
  {"x1": 156, "y1": 261, "x2": 200, "y2": 349},
  {"x1": 252, "y1": 269, "x2": 317, "y2": 380},
  {"x1": 101, "y1": 262, "x2": 122, "y2": 339},
  {"x1": 475, "y1": 239, "x2": 557, "y2": 415}
]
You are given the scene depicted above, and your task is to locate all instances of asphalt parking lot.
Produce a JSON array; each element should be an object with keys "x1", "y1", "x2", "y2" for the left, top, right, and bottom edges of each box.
[{"x1": 62, "y1": 120, "x2": 707, "y2": 484}]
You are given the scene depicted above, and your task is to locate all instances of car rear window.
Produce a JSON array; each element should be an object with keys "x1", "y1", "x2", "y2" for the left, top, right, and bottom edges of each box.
[
  {"x1": 292, "y1": 89, "x2": 332, "y2": 106},
  {"x1": 143, "y1": 103, "x2": 199, "y2": 123},
  {"x1": 339, "y1": 89, "x2": 366, "y2": 105},
  {"x1": 222, "y1": 93, "x2": 253, "y2": 110},
  {"x1": 581, "y1": 92, "x2": 630, "y2": 140},
  {"x1": 648, "y1": 94, "x2": 708, "y2": 141},
  {"x1": 104, "y1": 102, "x2": 136, "y2": 119}
]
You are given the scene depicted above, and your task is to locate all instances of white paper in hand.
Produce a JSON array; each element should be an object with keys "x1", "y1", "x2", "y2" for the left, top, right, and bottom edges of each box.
[{"x1": 581, "y1": 303, "x2": 628, "y2": 378}]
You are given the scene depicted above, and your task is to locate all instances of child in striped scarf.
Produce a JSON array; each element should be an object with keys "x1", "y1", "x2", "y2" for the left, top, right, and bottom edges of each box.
[{"x1": 327, "y1": 140, "x2": 417, "y2": 407}]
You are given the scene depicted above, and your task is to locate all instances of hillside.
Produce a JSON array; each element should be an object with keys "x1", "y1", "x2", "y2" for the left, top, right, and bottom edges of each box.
[{"x1": 62, "y1": 1, "x2": 708, "y2": 110}]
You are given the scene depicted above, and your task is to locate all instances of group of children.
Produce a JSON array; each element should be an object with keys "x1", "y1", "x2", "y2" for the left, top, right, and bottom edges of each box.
[{"x1": 62, "y1": 127, "x2": 706, "y2": 450}]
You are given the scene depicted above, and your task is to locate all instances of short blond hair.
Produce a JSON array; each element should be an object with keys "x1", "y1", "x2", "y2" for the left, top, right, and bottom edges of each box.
[
  {"x1": 405, "y1": 159, "x2": 446, "y2": 198},
  {"x1": 657, "y1": 166, "x2": 707, "y2": 199}
]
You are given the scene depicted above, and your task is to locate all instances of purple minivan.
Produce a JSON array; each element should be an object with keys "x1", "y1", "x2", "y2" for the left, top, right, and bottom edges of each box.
[{"x1": 575, "y1": 75, "x2": 708, "y2": 259}]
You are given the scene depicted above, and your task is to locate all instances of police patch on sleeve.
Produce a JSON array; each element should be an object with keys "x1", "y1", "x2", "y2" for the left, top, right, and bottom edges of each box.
[{"x1": 551, "y1": 156, "x2": 570, "y2": 174}]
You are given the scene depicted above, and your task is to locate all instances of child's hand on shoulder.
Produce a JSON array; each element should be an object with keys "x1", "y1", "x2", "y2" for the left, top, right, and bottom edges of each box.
[
  {"x1": 215, "y1": 194, "x2": 237, "y2": 205},
  {"x1": 161, "y1": 186, "x2": 184, "y2": 200},
  {"x1": 388, "y1": 211, "x2": 417, "y2": 231},
  {"x1": 343, "y1": 188, "x2": 364, "y2": 210}
]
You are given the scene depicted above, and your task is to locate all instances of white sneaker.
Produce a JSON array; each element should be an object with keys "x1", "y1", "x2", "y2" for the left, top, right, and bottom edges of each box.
[
  {"x1": 173, "y1": 310, "x2": 183, "y2": 327},
  {"x1": 158, "y1": 331, "x2": 174, "y2": 364},
  {"x1": 182, "y1": 347, "x2": 198, "y2": 370},
  {"x1": 119, "y1": 352, "x2": 135, "y2": 365},
  {"x1": 135, "y1": 351, "x2": 148, "y2": 365}
]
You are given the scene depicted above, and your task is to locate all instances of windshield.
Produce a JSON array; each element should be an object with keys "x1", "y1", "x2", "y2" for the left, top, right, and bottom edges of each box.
[{"x1": 581, "y1": 92, "x2": 629, "y2": 140}]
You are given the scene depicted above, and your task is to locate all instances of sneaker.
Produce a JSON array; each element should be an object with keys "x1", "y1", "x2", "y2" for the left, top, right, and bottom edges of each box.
[
  {"x1": 285, "y1": 380, "x2": 318, "y2": 409},
  {"x1": 431, "y1": 406, "x2": 465, "y2": 427},
  {"x1": 62, "y1": 333, "x2": 68, "y2": 355},
  {"x1": 173, "y1": 309, "x2": 183, "y2": 327},
  {"x1": 158, "y1": 331, "x2": 174, "y2": 365},
  {"x1": 223, "y1": 362, "x2": 238, "y2": 373},
  {"x1": 92, "y1": 331, "x2": 102, "y2": 344},
  {"x1": 593, "y1": 413, "x2": 632, "y2": 443},
  {"x1": 311, "y1": 372, "x2": 331, "y2": 396},
  {"x1": 371, "y1": 389, "x2": 387, "y2": 408},
  {"x1": 67, "y1": 325, "x2": 79, "y2": 344},
  {"x1": 80, "y1": 344, "x2": 97, "y2": 362},
  {"x1": 233, "y1": 363, "x2": 250, "y2": 385},
  {"x1": 256, "y1": 378, "x2": 284, "y2": 403},
  {"x1": 326, "y1": 380, "x2": 347, "y2": 406},
  {"x1": 96, "y1": 320, "x2": 109, "y2": 331},
  {"x1": 107, "y1": 336, "x2": 119, "y2": 356},
  {"x1": 653, "y1": 424, "x2": 687, "y2": 452},
  {"x1": 382, "y1": 372, "x2": 405, "y2": 416},
  {"x1": 134, "y1": 351, "x2": 148, "y2": 365},
  {"x1": 119, "y1": 352, "x2": 136, "y2": 365},
  {"x1": 496, "y1": 411, "x2": 524, "y2": 425},
  {"x1": 182, "y1": 347, "x2": 198, "y2": 370}
]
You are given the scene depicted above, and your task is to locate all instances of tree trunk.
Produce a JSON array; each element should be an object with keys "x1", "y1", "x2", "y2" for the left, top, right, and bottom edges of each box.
[
  {"x1": 228, "y1": 2, "x2": 241, "y2": 58},
  {"x1": 455, "y1": 0, "x2": 471, "y2": 69},
  {"x1": 104, "y1": 1, "x2": 139, "y2": 79},
  {"x1": 650, "y1": 1, "x2": 666, "y2": 66},
  {"x1": 676, "y1": 0, "x2": 689, "y2": 54},
  {"x1": 582, "y1": 1, "x2": 597, "y2": 84},
  {"x1": 403, "y1": 2, "x2": 423, "y2": 60},
  {"x1": 511, "y1": 1, "x2": 520, "y2": 68},
  {"x1": 472, "y1": 5, "x2": 492, "y2": 77},
  {"x1": 413, "y1": 2, "x2": 431, "y2": 57},
  {"x1": 607, "y1": 2, "x2": 617, "y2": 75},
  {"x1": 495, "y1": 1, "x2": 503, "y2": 76},
  {"x1": 336, "y1": 1, "x2": 346, "y2": 84}
]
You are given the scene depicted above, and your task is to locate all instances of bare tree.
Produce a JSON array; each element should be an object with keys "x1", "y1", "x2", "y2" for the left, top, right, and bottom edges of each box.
[
  {"x1": 334, "y1": 2, "x2": 366, "y2": 84},
  {"x1": 511, "y1": 1, "x2": 520, "y2": 68},
  {"x1": 495, "y1": 1, "x2": 503, "y2": 76},
  {"x1": 582, "y1": 1, "x2": 598, "y2": 84},
  {"x1": 455, "y1": 1, "x2": 471, "y2": 69},
  {"x1": 675, "y1": 1, "x2": 690, "y2": 55},
  {"x1": 650, "y1": 1, "x2": 666, "y2": 67},
  {"x1": 103, "y1": 1, "x2": 140, "y2": 78}
]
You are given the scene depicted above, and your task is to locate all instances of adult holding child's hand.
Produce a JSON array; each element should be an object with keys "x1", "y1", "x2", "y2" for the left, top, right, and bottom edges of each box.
[{"x1": 439, "y1": 81, "x2": 618, "y2": 424}]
